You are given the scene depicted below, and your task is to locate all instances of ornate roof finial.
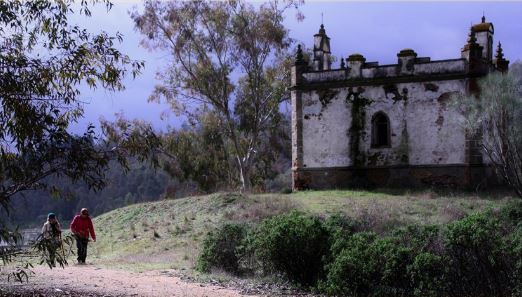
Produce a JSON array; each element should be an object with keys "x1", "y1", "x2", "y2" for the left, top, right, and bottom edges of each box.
[
  {"x1": 319, "y1": 23, "x2": 325, "y2": 35},
  {"x1": 467, "y1": 26, "x2": 477, "y2": 44},
  {"x1": 481, "y1": 13, "x2": 486, "y2": 23},
  {"x1": 495, "y1": 41, "x2": 504, "y2": 60},
  {"x1": 340, "y1": 58, "x2": 345, "y2": 69},
  {"x1": 295, "y1": 44, "x2": 304, "y2": 65}
]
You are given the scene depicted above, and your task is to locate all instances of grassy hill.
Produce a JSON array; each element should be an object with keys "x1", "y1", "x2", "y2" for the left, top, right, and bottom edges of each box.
[{"x1": 86, "y1": 189, "x2": 514, "y2": 272}]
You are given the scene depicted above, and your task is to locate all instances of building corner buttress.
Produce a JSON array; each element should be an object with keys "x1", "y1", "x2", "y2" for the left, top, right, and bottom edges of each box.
[{"x1": 292, "y1": 45, "x2": 306, "y2": 191}]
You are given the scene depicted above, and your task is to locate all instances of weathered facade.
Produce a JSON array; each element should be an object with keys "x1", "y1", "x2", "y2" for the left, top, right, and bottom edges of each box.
[{"x1": 291, "y1": 17, "x2": 510, "y2": 190}]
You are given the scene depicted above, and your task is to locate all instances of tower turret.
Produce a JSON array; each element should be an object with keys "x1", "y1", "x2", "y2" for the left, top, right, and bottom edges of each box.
[
  {"x1": 313, "y1": 24, "x2": 332, "y2": 71},
  {"x1": 472, "y1": 15, "x2": 494, "y2": 62},
  {"x1": 462, "y1": 27, "x2": 484, "y2": 74}
]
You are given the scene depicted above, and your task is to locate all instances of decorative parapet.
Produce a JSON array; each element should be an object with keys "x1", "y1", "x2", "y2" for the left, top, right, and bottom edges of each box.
[
  {"x1": 413, "y1": 59, "x2": 466, "y2": 75},
  {"x1": 301, "y1": 57, "x2": 467, "y2": 84},
  {"x1": 303, "y1": 70, "x2": 347, "y2": 82}
]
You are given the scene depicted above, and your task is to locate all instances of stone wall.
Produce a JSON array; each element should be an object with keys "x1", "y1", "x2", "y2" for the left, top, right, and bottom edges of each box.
[
  {"x1": 292, "y1": 57, "x2": 491, "y2": 189},
  {"x1": 300, "y1": 78, "x2": 468, "y2": 169},
  {"x1": 294, "y1": 164, "x2": 500, "y2": 190}
]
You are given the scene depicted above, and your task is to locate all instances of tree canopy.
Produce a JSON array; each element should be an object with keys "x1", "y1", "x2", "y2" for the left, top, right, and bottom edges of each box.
[
  {"x1": 131, "y1": 0, "x2": 300, "y2": 192},
  {"x1": 0, "y1": 0, "x2": 145, "y2": 279}
]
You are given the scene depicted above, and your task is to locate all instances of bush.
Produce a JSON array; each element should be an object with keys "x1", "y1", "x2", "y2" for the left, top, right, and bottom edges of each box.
[
  {"x1": 322, "y1": 213, "x2": 360, "y2": 267},
  {"x1": 321, "y1": 232, "x2": 416, "y2": 297},
  {"x1": 500, "y1": 200, "x2": 522, "y2": 227},
  {"x1": 443, "y1": 212, "x2": 512, "y2": 296},
  {"x1": 392, "y1": 224, "x2": 442, "y2": 253},
  {"x1": 409, "y1": 252, "x2": 447, "y2": 297},
  {"x1": 510, "y1": 225, "x2": 522, "y2": 296},
  {"x1": 197, "y1": 209, "x2": 522, "y2": 296},
  {"x1": 319, "y1": 232, "x2": 378, "y2": 296},
  {"x1": 196, "y1": 223, "x2": 248, "y2": 274},
  {"x1": 248, "y1": 211, "x2": 330, "y2": 286},
  {"x1": 323, "y1": 213, "x2": 359, "y2": 237}
]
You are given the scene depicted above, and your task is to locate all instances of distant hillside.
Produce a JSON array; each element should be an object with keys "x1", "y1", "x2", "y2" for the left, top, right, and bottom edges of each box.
[
  {"x1": 85, "y1": 190, "x2": 513, "y2": 272},
  {"x1": 4, "y1": 160, "x2": 176, "y2": 228}
]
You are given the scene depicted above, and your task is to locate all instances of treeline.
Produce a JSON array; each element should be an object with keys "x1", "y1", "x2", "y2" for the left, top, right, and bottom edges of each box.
[{"x1": 5, "y1": 159, "x2": 173, "y2": 227}]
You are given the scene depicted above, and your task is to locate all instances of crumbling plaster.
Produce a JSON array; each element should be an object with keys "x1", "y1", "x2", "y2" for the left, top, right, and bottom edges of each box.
[{"x1": 301, "y1": 79, "x2": 467, "y2": 168}]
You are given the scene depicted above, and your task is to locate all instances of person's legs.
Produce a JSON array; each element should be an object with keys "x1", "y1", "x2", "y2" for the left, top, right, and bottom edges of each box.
[
  {"x1": 47, "y1": 244, "x2": 56, "y2": 267},
  {"x1": 81, "y1": 239, "x2": 89, "y2": 263},
  {"x1": 76, "y1": 236, "x2": 87, "y2": 263}
]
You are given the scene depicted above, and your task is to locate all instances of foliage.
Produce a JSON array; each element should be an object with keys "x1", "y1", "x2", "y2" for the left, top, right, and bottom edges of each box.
[
  {"x1": 103, "y1": 109, "x2": 291, "y2": 194},
  {"x1": 131, "y1": 0, "x2": 300, "y2": 191},
  {"x1": 196, "y1": 223, "x2": 248, "y2": 274},
  {"x1": 157, "y1": 112, "x2": 234, "y2": 193},
  {"x1": 33, "y1": 234, "x2": 76, "y2": 269},
  {"x1": 452, "y1": 64, "x2": 522, "y2": 197},
  {"x1": 443, "y1": 212, "x2": 511, "y2": 296},
  {"x1": 0, "y1": 231, "x2": 75, "y2": 282},
  {"x1": 0, "y1": 0, "x2": 144, "y2": 211},
  {"x1": 408, "y1": 252, "x2": 447, "y2": 297},
  {"x1": 248, "y1": 211, "x2": 330, "y2": 286},
  {"x1": 511, "y1": 226, "x2": 522, "y2": 296},
  {"x1": 319, "y1": 232, "x2": 379, "y2": 296},
  {"x1": 0, "y1": 0, "x2": 144, "y2": 279},
  {"x1": 321, "y1": 232, "x2": 417, "y2": 297},
  {"x1": 319, "y1": 209, "x2": 519, "y2": 297},
  {"x1": 198, "y1": 203, "x2": 519, "y2": 297},
  {"x1": 499, "y1": 199, "x2": 522, "y2": 225}
]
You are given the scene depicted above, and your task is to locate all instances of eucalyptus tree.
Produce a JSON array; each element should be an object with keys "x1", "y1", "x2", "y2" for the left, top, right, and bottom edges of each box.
[
  {"x1": 0, "y1": 0, "x2": 146, "y2": 279},
  {"x1": 131, "y1": 0, "x2": 300, "y2": 192}
]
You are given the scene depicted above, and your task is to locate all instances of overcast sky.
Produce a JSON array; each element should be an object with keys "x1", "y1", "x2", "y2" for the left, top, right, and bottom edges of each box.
[{"x1": 70, "y1": 1, "x2": 522, "y2": 134}]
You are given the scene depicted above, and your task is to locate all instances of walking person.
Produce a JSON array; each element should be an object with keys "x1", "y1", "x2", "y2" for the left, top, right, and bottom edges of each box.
[
  {"x1": 70, "y1": 208, "x2": 96, "y2": 264},
  {"x1": 41, "y1": 213, "x2": 62, "y2": 267}
]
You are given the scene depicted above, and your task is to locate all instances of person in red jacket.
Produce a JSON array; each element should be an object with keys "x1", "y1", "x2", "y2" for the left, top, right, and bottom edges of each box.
[{"x1": 70, "y1": 208, "x2": 96, "y2": 264}]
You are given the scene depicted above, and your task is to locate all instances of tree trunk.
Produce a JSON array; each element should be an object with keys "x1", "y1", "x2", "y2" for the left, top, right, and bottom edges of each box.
[{"x1": 237, "y1": 158, "x2": 252, "y2": 193}]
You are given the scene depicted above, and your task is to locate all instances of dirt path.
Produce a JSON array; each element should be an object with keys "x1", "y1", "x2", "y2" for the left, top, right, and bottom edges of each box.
[{"x1": 1, "y1": 265, "x2": 259, "y2": 297}]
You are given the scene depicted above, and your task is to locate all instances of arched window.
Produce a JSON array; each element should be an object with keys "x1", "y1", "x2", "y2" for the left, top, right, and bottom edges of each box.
[{"x1": 372, "y1": 112, "x2": 390, "y2": 148}]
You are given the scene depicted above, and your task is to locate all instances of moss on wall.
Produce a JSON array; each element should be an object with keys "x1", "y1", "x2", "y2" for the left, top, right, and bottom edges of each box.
[
  {"x1": 346, "y1": 87, "x2": 372, "y2": 168},
  {"x1": 317, "y1": 89, "x2": 339, "y2": 108}
]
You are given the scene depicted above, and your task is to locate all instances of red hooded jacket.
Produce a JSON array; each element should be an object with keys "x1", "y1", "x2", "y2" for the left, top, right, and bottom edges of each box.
[{"x1": 70, "y1": 215, "x2": 96, "y2": 241}]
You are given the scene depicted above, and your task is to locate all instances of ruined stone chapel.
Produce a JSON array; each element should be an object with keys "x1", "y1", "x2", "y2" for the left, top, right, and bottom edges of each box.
[{"x1": 291, "y1": 16, "x2": 510, "y2": 190}]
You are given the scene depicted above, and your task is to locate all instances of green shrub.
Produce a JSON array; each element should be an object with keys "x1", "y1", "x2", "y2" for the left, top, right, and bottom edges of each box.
[
  {"x1": 443, "y1": 211, "x2": 512, "y2": 296},
  {"x1": 392, "y1": 224, "x2": 442, "y2": 253},
  {"x1": 510, "y1": 225, "x2": 522, "y2": 296},
  {"x1": 249, "y1": 211, "x2": 330, "y2": 286},
  {"x1": 324, "y1": 213, "x2": 359, "y2": 236},
  {"x1": 323, "y1": 232, "x2": 419, "y2": 297},
  {"x1": 197, "y1": 208, "x2": 522, "y2": 296},
  {"x1": 500, "y1": 200, "x2": 522, "y2": 227},
  {"x1": 320, "y1": 232, "x2": 377, "y2": 296},
  {"x1": 377, "y1": 240, "x2": 414, "y2": 296},
  {"x1": 409, "y1": 252, "x2": 447, "y2": 297},
  {"x1": 196, "y1": 223, "x2": 248, "y2": 274},
  {"x1": 323, "y1": 213, "x2": 359, "y2": 260}
]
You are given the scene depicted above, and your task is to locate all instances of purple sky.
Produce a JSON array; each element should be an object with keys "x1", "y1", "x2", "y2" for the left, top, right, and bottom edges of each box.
[{"x1": 70, "y1": 1, "x2": 522, "y2": 134}]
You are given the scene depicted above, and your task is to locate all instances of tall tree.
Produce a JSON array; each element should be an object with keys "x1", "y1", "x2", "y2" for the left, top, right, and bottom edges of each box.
[
  {"x1": 453, "y1": 62, "x2": 522, "y2": 197},
  {"x1": 0, "y1": 0, "x2": 145, "y2": 277},
  {"x1": 132, "y1": 0, "x2": 299, "y2": 192}
]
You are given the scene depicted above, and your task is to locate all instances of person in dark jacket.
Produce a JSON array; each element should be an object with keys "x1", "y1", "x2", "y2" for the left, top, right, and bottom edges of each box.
[
  {"x1": 70, "y1": 208, "x2": 96, "y2": 264},
  {"x1": 41, "y1": 213, "x2": 62, "y2": 267}
]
